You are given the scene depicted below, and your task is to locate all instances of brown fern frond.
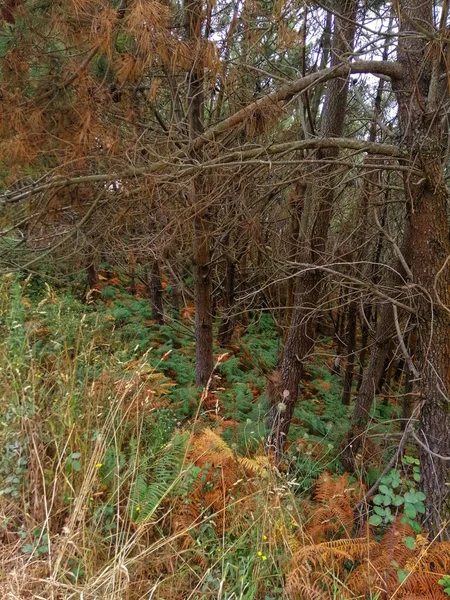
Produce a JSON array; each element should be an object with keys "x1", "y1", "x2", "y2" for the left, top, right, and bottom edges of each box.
[
  {"x1": 415, "y1": 541, "x2": 450, "y2": 573},
  {"x1": 399, "y1": 572, "x2": 448, "y2": 599},
  {"x1": 238, "y1": 455, "x2": 270, "y2": 477},
  {"x1": 285, "y1": 537, "x2": 378, "y2": 599},
  {"x1": 191, "y1": 428, "x2": 234, "y2": 460},
  {"x1": 314, "y1": 472, "x2": 363, "y2": 504},
  {"x1": 304, "y1": 473, "x2": 364, "y2": 541},
  {"x1": 347, "y1": 519, "x2": 416, "y2": 598}
]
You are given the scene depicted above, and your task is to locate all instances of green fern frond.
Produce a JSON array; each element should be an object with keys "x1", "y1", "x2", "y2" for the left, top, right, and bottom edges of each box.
[{"x1": 129, "y1": 431, "x2": 188, "y2": 523}]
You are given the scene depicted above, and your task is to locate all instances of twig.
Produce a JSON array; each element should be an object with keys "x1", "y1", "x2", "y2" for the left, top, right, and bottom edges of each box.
[
  {"x1": 392, "y1": 304, "x2": 420, "y2": 379},
  {"x1": 412, "y1": 431, "x2": 450, "y2": 461}
]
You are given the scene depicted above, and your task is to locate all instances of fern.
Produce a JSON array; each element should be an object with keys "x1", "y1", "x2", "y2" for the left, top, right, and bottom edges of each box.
[
  {"x1": 128, "y1": 431, "x2": 188, "y2": 523},
  {"x1": 285, "y1": 538, "x2": 378, "y2": 600}
]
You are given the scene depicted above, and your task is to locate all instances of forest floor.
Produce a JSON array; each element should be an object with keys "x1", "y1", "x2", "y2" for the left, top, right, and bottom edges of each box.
[{"x1": 0, "y1": 272, "x2": 448, "y2": 600}]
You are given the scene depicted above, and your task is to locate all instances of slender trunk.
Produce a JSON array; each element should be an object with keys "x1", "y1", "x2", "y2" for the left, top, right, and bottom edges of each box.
[
  {"x1": 342, "y1": 301, "x2": 357, "y2": 405},
  {"x1": 150, "y1": 261, "x2": 164, "y2": 324},
  {"x1": 331, "y1": 302, "x2": 346, "y2": 376},
  {"x1": 285, "y1": 182, "x2": 307, "y2": 334},
  {"x1": 170, "y1": 273, "x2": 181, "y2": 316},
  {"x1": 85, "y1": 255, "x2": 100, "y2": 303},
  {"x1": 356, "y1": 305, "x2": 371, "y2": 391},
  {"x1": 218, "y1": 254, "x2": 236, "y2": 346},
  {"x1": 184, "y1": 0, "x2": 214, "y2": 386},
  {"x1": 238, "y1": 248, "x2": 249, "y2": 331},
  {"x1": 266, "y1": 0, "x2": 358, "y2": 459},
  {"x1": 341, "y1": 303, "x2": 395, "y2": 470},
  {"x1": 377, "y1": 345, "x2": 393, "y2": 396},
  {"x1": 194, "y1": 214, "x2": 214, "y2": 385},
  {"x1": 401, "y1": 329, "x2": 417, "y2": 430},
  {"x1": 128, "y1": 250, "x2": 136, "y2": 296}
]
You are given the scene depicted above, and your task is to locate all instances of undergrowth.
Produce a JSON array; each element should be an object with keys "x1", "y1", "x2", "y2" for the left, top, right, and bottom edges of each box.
[{"x1": 0, "y1": 272, "x2": 447, "y2": 600}]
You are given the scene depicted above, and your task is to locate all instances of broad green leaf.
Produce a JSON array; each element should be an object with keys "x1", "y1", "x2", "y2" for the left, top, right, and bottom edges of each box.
[
  {"x1": 369, "y1": 514, "x2": 383, "y2": 526},
  {"x1": 404, "y1": 503, "x2": 417, "y2": 519},
  {"x1": 403, "y1": 536, "x2": 416, "y2": 550},
  {"x1": 397, "y1": 570, "x2": 409, "y2": 584}
]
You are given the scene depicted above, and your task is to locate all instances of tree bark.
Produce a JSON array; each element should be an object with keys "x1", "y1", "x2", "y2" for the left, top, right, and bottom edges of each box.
[
  {"x1": 85, "y1": 254, "x2": 100, "y2": 303},
  {"x1": 341, "y1": 302, "x2": 395, "y2": 469},
  {"x1": 184, "y1": 0, "x2": 214, "y2": 386},
  {"x1": 394, "y1": 0, "x2": 450, "y2": 535},
  {"x1": 342, "y1": 301, "x2": 357, "y2": 405},
  {"x1": 218, "y1": 253, "x2": 236, "y2": 346},
  {"x1": 150, "y1": 261, "x2": 164, "y2": 324},
  {"x1": 401, "y1": 328, "x2": 417, "y2": 431},
  {"x1": 266, "y1": 0, "x2": 359, "y2": 459}
]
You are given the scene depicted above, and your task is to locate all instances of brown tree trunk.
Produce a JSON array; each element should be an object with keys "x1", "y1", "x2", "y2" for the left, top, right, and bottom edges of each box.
[
  {"x1": 341, "y1": 303, "x2": 395, "y2": 470},
  {"x1": 401, "y1": 329, "x2": 417, "y2": 430},
  {"x1": 194, "y1": 212, "x2": 214, "y2": 386},
  {"x1": 184, "y1": 0, "x2": 214, "y2": 386},
  {"x1": 218, "y1": 253, "x2": 236, "y2": 346},
  {"x1": 342, "y1": 301, "x2": 357, "y2": 405},
  {"x1": 238, "y1": 247, "x2": 249, "y2": 331},
  {"x1": 85, "y1": 254, "x2": 100, "y2": 303},
  {"x1": 285, "y1": 182, "x2": 306, "y2": 334},
  {"x1": 266, "y1": 0, "x2": 358, "y2": 459},
  {"x1": 394, "y1": 0, "x2": 450, "y2": 534},
  {"x1": 332, "y1": 301, "x2": 347, "y2": 376},
  {"x1": 150, "y1": 261, "x2": 164, "y2": 324}
]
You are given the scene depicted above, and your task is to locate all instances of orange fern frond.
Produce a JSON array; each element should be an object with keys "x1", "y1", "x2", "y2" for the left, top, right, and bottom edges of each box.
[
  {"x1": 399, "y1": 572, "x2": 448, "y2": 599},
  {"x1": 305, "y1": 473, "x2": 364, "y2": 541},
  {"x1": 285, "y1": 538, "x2": 377, "y2": 600}
]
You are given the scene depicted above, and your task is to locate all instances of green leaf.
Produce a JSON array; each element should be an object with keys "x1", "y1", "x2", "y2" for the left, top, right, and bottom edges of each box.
[
  {"x1": 374, "y1": 505, "x2": 386, "y2": 516},
  {"x1": 403, "y1": 536, "x2": 416, "y2": 550},
  {"x1": 416, "y1": 502, "x2": 425, "y2": 514},
  {"x1": 380, "y1": 475, "x2": 392, "y2": 485},
  {"x1": 404, "y1": 491, "x2": 417, "y2": 503},
  {"x1": 397, "y1": 569, "x2": 409, "y2": 584},
  {"x1": 392, "y1": 495, "x2": 404, "y2": 506},
  {"x1": 369, "y1": 514, "x2": 383, "y2": 526},
  {"x1": 410, "y1": 519, "x2": 422, "y2": 533},
  {"x1": 404, "y1": 503, "x2": 417, "y2": 519},
  {"x1": 373, "y1": 494, "x2": 385, "y2": 505},
  {"x1": 379, "y1": 484, "x2": 391, "y2": 496}
]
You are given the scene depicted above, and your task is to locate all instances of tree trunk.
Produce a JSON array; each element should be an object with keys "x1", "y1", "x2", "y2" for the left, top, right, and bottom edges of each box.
[
  {"x1": 341, "y1": 303, "x2": 395, "y2": 470},
  {"x1": 150, "y1": 261, "x2": 164, "y2": 324},
  {"x1": 266, "y1": 0, "x2": 358, "y2": 459},
  {"x1": 85, "y1": 254, "x2": 100, "y2": 303},
  {"x1": 342, "y1": 301, "x2": 357, "y2": 405},
  {"x1": 401, "y1": 329, "x2": 417, "y2": 430},
  {"x1": 194, "y1": 212, "x2": 214, "y2": 386},
  {"x1": 395, "y1": 0, "x2": 450, "y2": 535},
  {"x1": 285, "y1": 182, "x2": 306, "y2": 334},
  {"x1": 184, "y1": 0, "x2": 214, "y2": 386},
  {"x1": 218, "y1": 253, "x2": 236, "y2": 346}
]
